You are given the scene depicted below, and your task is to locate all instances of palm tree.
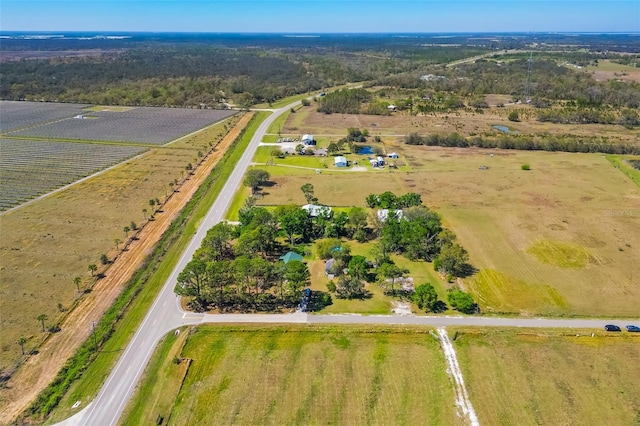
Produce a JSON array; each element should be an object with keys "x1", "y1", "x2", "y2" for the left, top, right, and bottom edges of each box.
[
  {"x1": 123, "y1": 226, "x2": 130, "y2": 238},
  {"x1": 142, "y1": 208, "x2": 148, "y2": 221},
  {"x1": 73, "y1": 276, "x2": 82, "y2": 293},
  {"x1": 114, "y1": 238, "x2": 121, "y2": 250},
  {"x1": 17, "y1": 337, "x2": 27, "y2": 355},
  {"x1": 37, "y1": 314, "x2": 48, "y2": 332},
  {"x1": 88, "y1": 264, "x2": 97, "y2": 277}
]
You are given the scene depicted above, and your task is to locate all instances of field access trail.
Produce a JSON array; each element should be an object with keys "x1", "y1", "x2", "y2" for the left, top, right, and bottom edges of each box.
[{"x1": 60, "y1": 96, "x2": 636, "y2": 425}]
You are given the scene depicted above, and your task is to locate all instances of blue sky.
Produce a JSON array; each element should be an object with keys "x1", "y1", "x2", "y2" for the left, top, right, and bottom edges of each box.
[{"x1": 1, "y1": 1, "x2": 638, "y2": 33}]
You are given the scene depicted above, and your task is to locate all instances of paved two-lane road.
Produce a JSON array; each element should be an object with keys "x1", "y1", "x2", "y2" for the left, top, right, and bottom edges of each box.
[{"x1": 61, "y1": 102, "x2": 301, "y2": 426}]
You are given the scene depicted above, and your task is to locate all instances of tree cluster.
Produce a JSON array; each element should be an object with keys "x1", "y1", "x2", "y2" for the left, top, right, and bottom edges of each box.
[
  {"x1": 537, "y1": 106, "x2": 639, "y2": 127},
  {"x1": 404, "y1": 132, "x2": 640, "y2": 155},
  {"x1": 417, "y1": 58, "x2": 640, "y2": 108},
  {"x1": 316, "y1": 88, "x2": 374, "y2": 114},
  {"x1": 366, "y1": 191, "x2": 422, "y2": 209},
  {"x1": 174, "y1": 220, "x2": 312, "y2": 312}
]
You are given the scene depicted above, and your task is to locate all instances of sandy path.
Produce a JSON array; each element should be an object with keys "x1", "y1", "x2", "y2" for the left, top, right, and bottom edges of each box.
[
  {"x1": 0, "y1": 113, "x2": 252, "y2": 424},
  {"x1": 437, "y1": 327, "x2": 479, "y2": 426}
]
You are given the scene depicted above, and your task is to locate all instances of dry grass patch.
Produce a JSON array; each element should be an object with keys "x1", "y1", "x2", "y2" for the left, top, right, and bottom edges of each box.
[
  {"x1": 454, "y1": 328, "x2": 640, "y2": 426},
  {"x1": 282, "y1": 108, "x2": 640, "y2": 145},
  {"x1": 0, "y1": 114, "x2": 238, "y2": 371}
]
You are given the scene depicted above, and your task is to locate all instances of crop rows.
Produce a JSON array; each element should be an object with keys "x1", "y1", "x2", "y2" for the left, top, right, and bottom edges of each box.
[
  {"x1": 0, "y1": 139, "x2": 146, "y2": 211},
  {"x1": 7, "y1": 107, "x2": 236, "y2": 144},
  {"x1": 0, "y1": 101, "x2": 91, "y2": 132}
]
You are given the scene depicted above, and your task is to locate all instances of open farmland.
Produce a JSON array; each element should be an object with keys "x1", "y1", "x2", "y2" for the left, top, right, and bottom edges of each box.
[
  {"x1": 121, "y1": 325, "x2": 460, "y2": 426},
  {"x1": 277, "y1": 105, "x2": 640, "y2": 146},
  {"x1": 256, "y1": 143, "x2": 640, "y2": 317},
  {"x1": 5, "y1": 104, "x2": 236, "y2": 145},
  {"x1": 0, "y1": 139, "x2": 146, "y2": 211},
  {"x1": 0, "y1": 101, "x2": 90, "y2": 132},
  {"x1": 0, "y1": 111, "x2": 240, "y2": 372},
  {"x1": 453, "y1": 328, "x2": 640, "y2": 425}
]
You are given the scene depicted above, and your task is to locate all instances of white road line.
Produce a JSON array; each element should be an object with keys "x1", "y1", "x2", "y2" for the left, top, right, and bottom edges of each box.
[{"x1": 437, "y1": 327, "x2": 479, "y2": 426}]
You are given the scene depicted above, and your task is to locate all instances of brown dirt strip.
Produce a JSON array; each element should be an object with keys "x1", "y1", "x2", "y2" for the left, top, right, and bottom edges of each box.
[{"x1": 0, "y1": 112, "x2": 252, "y2": 424}]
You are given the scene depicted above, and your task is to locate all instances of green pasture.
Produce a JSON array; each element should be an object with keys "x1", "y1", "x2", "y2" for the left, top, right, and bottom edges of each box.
[
  {"x1": 584, "y1": 59, "x2": 639, "y2": 72},
  {"x1": 123, "y1": 325, "x2": 459, "y2": 426},
  {"x1": 606, "y1": 154, "x2": 640, "y2": 187}
]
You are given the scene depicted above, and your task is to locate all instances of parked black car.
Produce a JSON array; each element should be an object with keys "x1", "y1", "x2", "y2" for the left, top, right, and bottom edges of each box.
[
  {"x1": 604, "y1": 325, "x2": 621, "y2": 332},
  {"x1": 626, "y1": 325, "x2": 640, "y2": 332}
]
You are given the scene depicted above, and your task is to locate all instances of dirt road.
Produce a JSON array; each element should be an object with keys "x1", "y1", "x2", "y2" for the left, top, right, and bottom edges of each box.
[{"x1": 0, "y1": 113, "x2": 251, "y2": 424}]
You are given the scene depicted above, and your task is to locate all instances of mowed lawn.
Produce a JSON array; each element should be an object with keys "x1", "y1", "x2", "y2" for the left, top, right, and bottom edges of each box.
[
  {"x1": 257, "y1": 145, "x2": 640, "y2": 316},
  {"x1": 122, "y1": 325, "x2": 460, "y2": 426},
  {"x1": 453, "y1": 329, "x2": 640, "y2": 425}
]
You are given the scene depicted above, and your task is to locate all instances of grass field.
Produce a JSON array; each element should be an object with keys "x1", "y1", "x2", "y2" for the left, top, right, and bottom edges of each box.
[
  {"x1": 255, "y1": 144, "x2": 640, "y2": 317},
  {"x1": 0, "y1": 113, "x2": 239, "y2": 371},
  {"x1": 121, "y1": 325, "x2": 460, "y2": 426},
  {"x1": 453, "y1": 328, "x2": 640, "y2": 425},
  {"x1": 281, "y1": 107, "x2": 640, "y2": 146}
]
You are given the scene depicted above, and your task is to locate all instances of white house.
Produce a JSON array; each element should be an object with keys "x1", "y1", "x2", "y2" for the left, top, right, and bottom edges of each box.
[
  {"x1": 377, "y1": 209, "x2": 403, "y2": 222},
  {"x1": 302, "y1": 134, "x2": 315, "y2": 145},
  {"x1": 334, "y1": 156, "x2": 348, "y2": 167},
  {"x1": 377, "y1": 156, "x2": 384, "y2": 165},
  {"x1": 302, "y1": 204, "x2": 332, "y2": 217}
]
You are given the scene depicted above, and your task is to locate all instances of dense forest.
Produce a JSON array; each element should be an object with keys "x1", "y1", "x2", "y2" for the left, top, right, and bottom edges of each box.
[{"x1": 1, "y1": 33, "x2": 639, "y2": 107}]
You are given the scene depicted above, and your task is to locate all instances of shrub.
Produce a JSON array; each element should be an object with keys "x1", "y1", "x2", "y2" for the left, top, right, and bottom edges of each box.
[
  {"x1": 447, "y1": 288, "x2": 476, "y2": 314},
  {"x1": 521, "y1": 163, "x2": 531, "y2": 170}
]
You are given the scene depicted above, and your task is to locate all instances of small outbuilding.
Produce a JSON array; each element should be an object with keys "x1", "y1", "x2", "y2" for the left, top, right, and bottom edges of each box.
[
  {"x1": 302, "y1": 134, "x2": 315, "y2": 145},
  {"x1": 377, "y1": 209, "x2": 403, "y2": 222},
  {"x1": 387, "y1": 152, "x2": 399, "y2": 159},
  {"x1": 302, "y1": 204, "x2": 332, "y2": 217},
  {"x1": 334, "y1": 156, "x2": 348, "y2": 167},
  {"x1": 324, "y1": 258, "x2": 335, "y2": 276},
  {"x1": 279, "y1": 251, "x2": 304, "y2": 264}
]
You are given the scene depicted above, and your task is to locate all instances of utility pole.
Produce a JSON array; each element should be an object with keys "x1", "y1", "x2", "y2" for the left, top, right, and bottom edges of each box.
[{"x1": 525, "y1": 51, "x2": 533, "y2": 103}]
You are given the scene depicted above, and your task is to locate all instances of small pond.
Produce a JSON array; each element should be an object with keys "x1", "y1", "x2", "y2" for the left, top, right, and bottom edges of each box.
[{"x1": 493, "y1": 125, "x2": 519, "y2": 134}]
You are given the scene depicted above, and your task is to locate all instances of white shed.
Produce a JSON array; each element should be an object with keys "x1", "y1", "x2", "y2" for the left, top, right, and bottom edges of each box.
[
  {"x1": 334, "y1": 156, "x2": 348, "y2": 167},
  {"x1": 302, "y1": 134, "x2": 315, "y2": 145}
]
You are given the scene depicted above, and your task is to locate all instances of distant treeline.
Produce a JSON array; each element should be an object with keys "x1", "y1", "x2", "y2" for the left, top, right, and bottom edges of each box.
[
  {"x1": 0, "y1": 47, "x2": 335, "y2": 107},
  {"x1": 537, "y1": 106, "x2": 639, "y2": 127},
  {"x1": 405, "y1": 132, "x2": 640, "y2": 155},
  {"x1": 384, "y1": 58, "x2": 640, "y2": 109}
]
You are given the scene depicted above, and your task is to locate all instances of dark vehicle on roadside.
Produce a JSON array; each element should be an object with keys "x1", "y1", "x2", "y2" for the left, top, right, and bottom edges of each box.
[
  {"x1": 626, "y1": 325, "x2": 640, "y2": 332},
  {"x1": 604, "y1": 325, "x2": 621, "y2": 332}
]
